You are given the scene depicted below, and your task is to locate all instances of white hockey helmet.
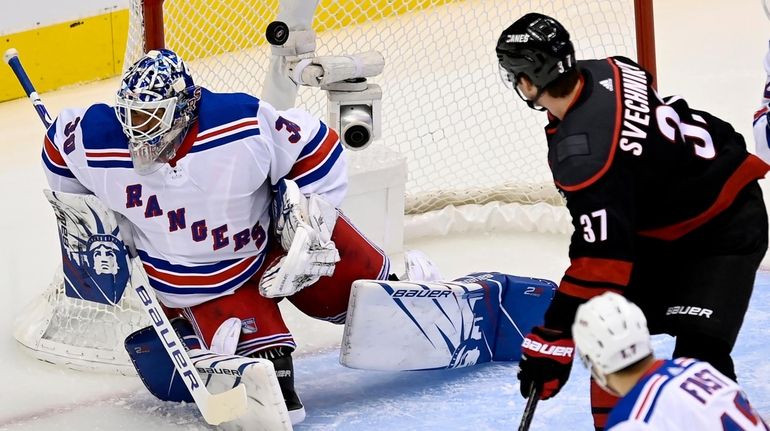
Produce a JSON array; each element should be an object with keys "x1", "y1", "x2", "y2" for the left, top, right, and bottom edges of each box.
[{"x1": 572, "y1": 292, "x2": 652, "y2": 392}]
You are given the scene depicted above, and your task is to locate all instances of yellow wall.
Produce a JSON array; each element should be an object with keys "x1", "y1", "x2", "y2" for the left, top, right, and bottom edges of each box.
[
  {"x1": 163, "y1": 0, "x2": 459, "y2": 62},
  {"x1": 0, "y1": 10, "x2": 128, "y2": 102}
]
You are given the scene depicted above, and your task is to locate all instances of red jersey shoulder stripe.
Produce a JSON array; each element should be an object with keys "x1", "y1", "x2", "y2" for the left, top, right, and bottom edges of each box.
[
  {"x1": 754, "y1": 106, "x2": 768, "y2": 125},
  {"x1": 631, "y1": 374, "x2": 669, "y2": 422},
  {"x1": 558, "y1": 280, "x2": 621, "y2": 300},
  {"x1": 565, "y1": 257, "x2": 633, "y2": 287},
  {"x1": 43, "y1": 136, "x2": 67, "y2": 166},
  {"x1": 42, "y1": 135, "x2": 75, "y2": 178},
  {"x1": 639, "y1": 155, "x2": 770, "y2": 240},
  {"x1": 190, "y1": 118, "x2": 260, "y2": 154},
  {"x1": 195, "y1": 118, "x2": 259, "y2": 144},
  {"x1": 85, "y1": 148, "x2": 131, "y2": 159},
  {"x1": 287, "y1": 127, "x2": 341, "y2": 180}
]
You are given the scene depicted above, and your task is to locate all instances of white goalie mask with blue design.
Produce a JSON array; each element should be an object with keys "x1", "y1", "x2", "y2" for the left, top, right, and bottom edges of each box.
[{"x1": 115, "y1": 49, "x2": 199, "y2": 174}]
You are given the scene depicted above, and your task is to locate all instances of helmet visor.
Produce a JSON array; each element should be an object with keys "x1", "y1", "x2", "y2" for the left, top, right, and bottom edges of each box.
[
  {"x1": 115, "y1": 96, "x2": 178, "y2": 144},
  {"x1": 498, "y1": 63, "x2": 518, "y2": 90}
]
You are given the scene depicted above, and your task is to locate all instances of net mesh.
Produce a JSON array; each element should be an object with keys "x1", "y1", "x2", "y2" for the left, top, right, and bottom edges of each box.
[
  {"x1": 14, "y1": 265, "x2": 150, "y2": 373},
  {"x1": 125, "y1": 0, "x2": 642, "y2": 214}
]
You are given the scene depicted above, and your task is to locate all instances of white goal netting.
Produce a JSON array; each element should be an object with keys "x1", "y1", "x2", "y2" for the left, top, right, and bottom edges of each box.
[{"x1": 124, "y1": 0, "x2": 646, "y2": 215}]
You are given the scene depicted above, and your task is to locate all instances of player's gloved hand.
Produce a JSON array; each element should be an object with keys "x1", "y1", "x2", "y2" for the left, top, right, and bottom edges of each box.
[{"x1": 518, "y1": 325, "x2": 575, "y2": 400}]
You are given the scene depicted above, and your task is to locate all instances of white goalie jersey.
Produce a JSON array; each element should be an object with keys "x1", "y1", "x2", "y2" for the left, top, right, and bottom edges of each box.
[
  {"x1": 41, "y1": 88, "x2": 347, "y2": 308},
  {"x1": 754, "y1": 41, "x2": 770, "y2": 164},
  {"x1": 754, "y1": 104, "x2": 770, "y2": 163}
]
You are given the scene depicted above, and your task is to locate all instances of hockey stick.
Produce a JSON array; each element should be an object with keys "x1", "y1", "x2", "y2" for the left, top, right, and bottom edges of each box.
[
  {"x1": 517, "y1": 383, "x2": 541, "y2": 431},
  {"x1": 4, "y1": 48, "x2": 248, "y2": 426},
  {"x1": 131, "y1": 265, "x2": 248, "y2": 425},
  {"x1": 3, "y1": 48, "x2": 53, "y2": 128}
]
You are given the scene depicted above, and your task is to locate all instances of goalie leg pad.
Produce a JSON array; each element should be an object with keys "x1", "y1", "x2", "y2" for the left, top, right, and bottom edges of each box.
[
  {"x1": 44, "y1": 190, "x2": 132, "y2": 306},
  {"x1": 455, "y1": 273, "x2": 557, "y2": 362},
  {"x1": 195, "y1": 353, "x2": 292, "y2": 431},
  {"x1": 125, "y1": 320, "x2": 292, "y2": 430},
  {"x1": 340, "y1": 272, "x2": 555, "y2": 370},
  {"x1": 124, "y1": 318, "x2": 200, "y2": 402}
]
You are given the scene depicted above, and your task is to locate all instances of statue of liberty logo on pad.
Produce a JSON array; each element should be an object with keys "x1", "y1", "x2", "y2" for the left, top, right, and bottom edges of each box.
[{"x1": 45, "y1": 190, "x2": 131, "y2": 305}]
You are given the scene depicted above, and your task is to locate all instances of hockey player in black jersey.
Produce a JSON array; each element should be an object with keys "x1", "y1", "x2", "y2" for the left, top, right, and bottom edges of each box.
[{"x1": 496, "y1": 13, "x2": 770, "y2": 431}]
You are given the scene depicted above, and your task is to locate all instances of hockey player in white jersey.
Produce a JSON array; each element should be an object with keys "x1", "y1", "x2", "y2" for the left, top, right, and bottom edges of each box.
[
  {"x1": 41, "y1": 48, "x2": 396, "y2": 426},
  {"x1": 572, "y1": 292, "x2": 769, "y2": 430},
  {"x1": 754, "y1": 40, "x2": 770, "y2": 163}
]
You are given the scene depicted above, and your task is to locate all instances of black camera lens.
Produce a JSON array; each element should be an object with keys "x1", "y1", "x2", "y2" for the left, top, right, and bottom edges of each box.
[
  {"x1": 266, "y1": 21, "x2": 289, "y2": 45},
  {"x1": 343, "y1": 124, "x2": 371, "y2": 149}
]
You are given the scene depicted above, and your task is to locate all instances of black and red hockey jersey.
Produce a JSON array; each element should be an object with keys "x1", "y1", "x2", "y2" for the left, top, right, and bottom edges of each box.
[{"x1": 542, "y1": 56, "x2": 769, "y2": 329}]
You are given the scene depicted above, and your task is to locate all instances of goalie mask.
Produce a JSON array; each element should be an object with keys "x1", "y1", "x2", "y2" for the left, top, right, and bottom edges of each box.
[
  {"x1": 496, "y1": 13, "x2": 575, "y2": 109},
  {"x1": 115, "y1": 49, "x2": 200, "y2": 174}
]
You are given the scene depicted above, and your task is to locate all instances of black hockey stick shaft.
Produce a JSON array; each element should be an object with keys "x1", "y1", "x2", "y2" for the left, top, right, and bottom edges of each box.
[{"x1": 518, "y1": 383, "x2": 541, "y2": 431}]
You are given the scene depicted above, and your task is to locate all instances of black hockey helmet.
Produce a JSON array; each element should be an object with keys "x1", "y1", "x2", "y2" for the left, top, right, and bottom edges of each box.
[{"x1": 496, "y1": 13, "x2": 575, "y2": 90}]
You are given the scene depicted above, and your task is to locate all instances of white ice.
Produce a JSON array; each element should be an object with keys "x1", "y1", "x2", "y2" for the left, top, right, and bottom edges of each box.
[{"x1": 1, "y1": 0, "x2": 770, "y2": 429}]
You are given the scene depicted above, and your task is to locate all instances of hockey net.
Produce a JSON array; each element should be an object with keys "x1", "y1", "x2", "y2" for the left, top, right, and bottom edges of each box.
[
  {"x1": 14, "y1": 262, "x2": 151, "y2": 375},
  {"x1": 123, "y1": 0, "x2": 654, "y2": 218},
  {"x1": 14, "y1": 0, "x2": 655, "y2": 373}
]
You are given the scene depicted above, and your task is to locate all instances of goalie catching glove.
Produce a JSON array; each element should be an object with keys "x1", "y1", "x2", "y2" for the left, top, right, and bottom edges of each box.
[{"x1": 260, "y1": 179, "x2": 340, "y2": 298}]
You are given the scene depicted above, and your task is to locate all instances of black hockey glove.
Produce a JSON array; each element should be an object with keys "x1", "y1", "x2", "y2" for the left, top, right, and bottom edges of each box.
[{"x1": 517, "y1": 325, "x2": 575, "y2": 400}]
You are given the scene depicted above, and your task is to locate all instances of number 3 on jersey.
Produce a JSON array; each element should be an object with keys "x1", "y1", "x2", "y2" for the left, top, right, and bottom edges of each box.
[
  {"x1": 275, "y1": 116, "x2": 301, "y2": 144},
  {"x1": 580, "y1": 209, "x2": 607, "y2": 243},
  {"x1": 656, "y1": 105, "x2": 716, "y2": 159}
]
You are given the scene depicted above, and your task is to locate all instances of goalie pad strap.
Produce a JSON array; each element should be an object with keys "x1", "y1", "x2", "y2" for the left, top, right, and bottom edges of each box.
[{"x1": 125, "y1": 319, "x2": 293, "y2": 429}]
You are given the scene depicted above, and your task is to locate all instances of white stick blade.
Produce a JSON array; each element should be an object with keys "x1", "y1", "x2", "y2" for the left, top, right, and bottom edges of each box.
[{"x1": 199, "y1": 383, "x2": 249, "y2": 425}]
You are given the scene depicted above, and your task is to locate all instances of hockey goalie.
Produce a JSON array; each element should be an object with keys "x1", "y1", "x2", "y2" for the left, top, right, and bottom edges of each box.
[{"x1": 33, "y1": 48, "x2": 556, "y2": 429}]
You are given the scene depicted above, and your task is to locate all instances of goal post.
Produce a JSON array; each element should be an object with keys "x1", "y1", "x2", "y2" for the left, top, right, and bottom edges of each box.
[
  {"x1": 635, "y1": 0, "x2": 656, "y2": 88},
  {"x1": 15, "y1": 0, "x2": 657, "y2": 374}
]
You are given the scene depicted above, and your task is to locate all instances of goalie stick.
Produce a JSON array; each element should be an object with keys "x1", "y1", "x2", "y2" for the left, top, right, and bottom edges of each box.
[
  {"x1": 131, "y1": 264, "x2": 248, "y2": 425},
  {"x1": 4, "y1": 49, "x2": 248, "y2": 426},
  {"x1": 517, "y1": 383, "x2": 541, "y2": 431},
  {"x1": 3, "y1": 48, "x2": 53, "y2": 128}
]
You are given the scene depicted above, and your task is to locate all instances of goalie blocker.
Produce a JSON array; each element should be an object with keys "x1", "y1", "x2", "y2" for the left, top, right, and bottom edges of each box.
[{"x1": 341, "y1": 272, "x2": 556, "y2": 370}]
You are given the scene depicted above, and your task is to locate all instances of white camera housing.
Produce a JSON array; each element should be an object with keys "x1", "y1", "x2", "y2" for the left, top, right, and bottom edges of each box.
[{"x1": 326, "y1": 80, "x2": 382, "y2": 150}]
